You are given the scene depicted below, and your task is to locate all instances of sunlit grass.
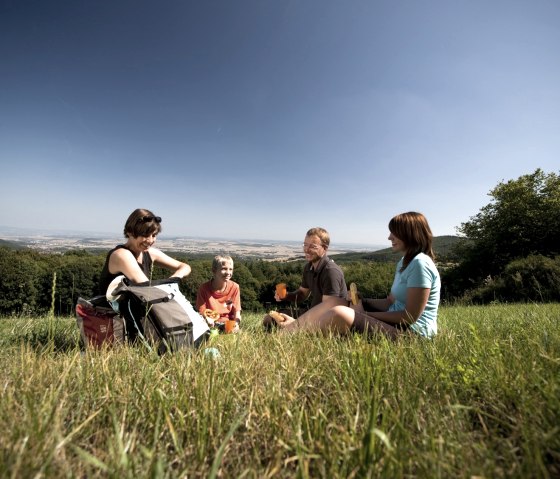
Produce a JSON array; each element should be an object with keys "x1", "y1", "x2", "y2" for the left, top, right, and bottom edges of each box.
[{"x1": 0, "y1": 304, "x2": 559, "y2": 478}]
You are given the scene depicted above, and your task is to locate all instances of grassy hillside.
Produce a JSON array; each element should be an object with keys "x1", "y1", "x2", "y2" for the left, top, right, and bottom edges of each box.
[
  {"x1": 0, "y1": 303, "x2": 558, "y2": 478},
  {"x1": 0, "y1": 239, "x2": 25, "y2": 250},
  {"x1": 332, "y1": 235, "x2": 464, "y2": 263}
]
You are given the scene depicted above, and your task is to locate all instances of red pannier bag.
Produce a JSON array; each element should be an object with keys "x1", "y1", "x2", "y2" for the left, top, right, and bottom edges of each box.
[{"x1": 75, "y1": 296, "x2": 125, "y2": 349}]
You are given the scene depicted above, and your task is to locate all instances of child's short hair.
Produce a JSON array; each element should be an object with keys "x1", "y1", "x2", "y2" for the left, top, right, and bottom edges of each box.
[{"x1": 212, "y1": 255, "x2": 234, "y2": 272}]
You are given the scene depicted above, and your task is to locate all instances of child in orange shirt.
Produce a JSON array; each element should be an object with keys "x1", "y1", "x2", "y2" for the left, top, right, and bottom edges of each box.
[{"x1": 196, "y1": 255, "x2": 241, "y2": 333}]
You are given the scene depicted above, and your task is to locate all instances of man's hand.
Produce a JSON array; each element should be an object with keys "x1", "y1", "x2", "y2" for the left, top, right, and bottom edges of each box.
[{"x1": 277, "y1": 314, "x2": 296, "y2": 328}]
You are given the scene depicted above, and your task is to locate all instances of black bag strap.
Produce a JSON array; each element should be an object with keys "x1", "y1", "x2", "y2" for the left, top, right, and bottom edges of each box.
[
  {"x1": 145, "y1": 293, "x2": 175, "y2": 306},
  {"x1": 129, "y1": 277, "x2": 181, "y2": 287}
]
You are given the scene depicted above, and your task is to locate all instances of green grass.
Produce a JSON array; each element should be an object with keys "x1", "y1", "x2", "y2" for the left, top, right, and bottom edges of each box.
[{"x1": 1, "y1": 304, "x2": 559, "y2": 478}]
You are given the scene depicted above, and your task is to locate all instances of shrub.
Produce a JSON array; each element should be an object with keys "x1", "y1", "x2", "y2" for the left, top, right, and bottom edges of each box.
[
  {"x1": 458, "y1": 255, "x2": 560, "y2": 304},
  {"x1": 502, "y1": 255, "x2": 560, "y2": 302}
]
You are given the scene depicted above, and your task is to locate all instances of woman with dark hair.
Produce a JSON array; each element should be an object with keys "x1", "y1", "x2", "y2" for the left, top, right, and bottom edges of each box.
[
  {"x1": 272, "y1": 212, "x2": 441, "y2": 338},
  {"x1": 98, "y1": 208, "x2": 191, "y2": 295}
]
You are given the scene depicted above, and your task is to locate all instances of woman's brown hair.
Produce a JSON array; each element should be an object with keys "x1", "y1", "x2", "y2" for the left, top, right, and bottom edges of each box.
[
  {"x1": 123, "y1": 208, "x2": 162, "y2": 239},
  {"x1": 389, "y1": 212, "x2": 435, "y2": 271}
]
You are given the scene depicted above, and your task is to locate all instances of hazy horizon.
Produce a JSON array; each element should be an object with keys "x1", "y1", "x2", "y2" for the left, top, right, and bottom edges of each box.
[{"x1": 0, "y1": 224, "x2": 389, "y2": 250}]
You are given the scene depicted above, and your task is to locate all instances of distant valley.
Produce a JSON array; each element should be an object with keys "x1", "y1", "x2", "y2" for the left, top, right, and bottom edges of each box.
[
  {"x1": 0, "y1": 230, "x2": 384, "y2": 261},
  {"x1": 0, "y1": 228, "x2": 461, "y2": 261}
]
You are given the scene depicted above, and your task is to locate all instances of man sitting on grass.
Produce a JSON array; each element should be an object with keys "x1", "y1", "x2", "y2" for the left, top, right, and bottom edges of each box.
[{"x1": 263, "y1": 227, "x2": 347, "y2": 330}]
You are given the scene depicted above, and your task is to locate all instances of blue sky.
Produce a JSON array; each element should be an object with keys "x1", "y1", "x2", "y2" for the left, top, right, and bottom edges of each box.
[{"x1": 1, "y1": 0, "x2": 559, "y2": 247}]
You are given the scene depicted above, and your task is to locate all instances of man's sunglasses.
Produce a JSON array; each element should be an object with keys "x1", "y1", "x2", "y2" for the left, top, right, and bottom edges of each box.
[{"x1": 140, "y1": 215, "x2": 162, "y2": 223}]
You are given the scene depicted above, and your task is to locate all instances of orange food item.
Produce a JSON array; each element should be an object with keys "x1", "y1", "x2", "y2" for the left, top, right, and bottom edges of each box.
[
  {"x1": 203, "y1": 309, "x2": 220, "y2": 321},
  {"x1": 349, "y1": 283, "x2": 359, "y2": 305},
  {"x1": 269, "y1": 310, "x2": 285, "y2": 323}
]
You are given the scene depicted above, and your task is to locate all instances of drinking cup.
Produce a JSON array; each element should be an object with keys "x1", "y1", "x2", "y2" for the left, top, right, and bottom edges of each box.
[
  {"x1": 275, "y1": 283, "x2": 287, "y2": 299},
  {"x1": 225, "y1": 320, "x2": 237, "y2": 334}
]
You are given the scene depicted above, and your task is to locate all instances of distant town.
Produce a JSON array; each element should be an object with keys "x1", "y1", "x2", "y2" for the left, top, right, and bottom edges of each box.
[{"x1": 0, "y1": 228, "x2": 382, "y2": 260}]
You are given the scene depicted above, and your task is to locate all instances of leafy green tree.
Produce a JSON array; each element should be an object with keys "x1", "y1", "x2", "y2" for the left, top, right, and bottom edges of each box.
[
  {"x1": 0, "y1": 248, "x2": 40, "y2": 314},
  {"x1": 342, "y1": 262, "x2": 395, "y2": 299},
  {"x1": 54, "y1": 252, "x2": 105, "y2": 314},
  {"x1": 231, "y1": 262, "x2": 261, "y2": 311},
  {"x1": 445, "y1": 169, "x2": 560, "y2": 298},
  {"x1": 461, "y1": 169, "x2": 559, "y2": 269},
  {"x1": 180, "y1": 259, "x2": 212, "y2": 302}
]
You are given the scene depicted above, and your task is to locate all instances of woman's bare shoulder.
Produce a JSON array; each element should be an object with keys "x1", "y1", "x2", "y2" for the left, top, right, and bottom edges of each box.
[
  {"x1": 109, "y1": 247, "x2": 136, "y2": 264},
  {"x1": 111, "y1": 247, "x2": 132, "y2": 258}
]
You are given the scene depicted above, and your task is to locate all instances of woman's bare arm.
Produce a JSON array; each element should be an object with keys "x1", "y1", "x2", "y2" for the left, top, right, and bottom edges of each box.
[{"x1": 150, "y1": 248, "x2": 191, "y2": 279}]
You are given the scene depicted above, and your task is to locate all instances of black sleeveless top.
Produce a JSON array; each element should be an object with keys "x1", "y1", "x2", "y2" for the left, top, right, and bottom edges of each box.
[{"x1": 98, "y1": 245, "x2": 153, "y2": 295}]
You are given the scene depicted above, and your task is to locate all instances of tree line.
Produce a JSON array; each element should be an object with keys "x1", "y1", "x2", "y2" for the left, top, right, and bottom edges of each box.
[
  {"x1": 1, "y1": 169, "x2": 558, "y2": 316},
  {"x1": 0, "y1": 247, "x2": 397, "y2": 316}
]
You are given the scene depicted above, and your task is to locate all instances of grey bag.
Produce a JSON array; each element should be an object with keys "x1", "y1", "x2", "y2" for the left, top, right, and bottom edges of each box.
[{"x1": 111, "y1": 277, "x2": 210, "y2": 353}]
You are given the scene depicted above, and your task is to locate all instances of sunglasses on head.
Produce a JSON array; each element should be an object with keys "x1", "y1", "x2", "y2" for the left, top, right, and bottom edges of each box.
[{"x1": 140, "y1": 215, "x2": 162, "y2": 223}]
